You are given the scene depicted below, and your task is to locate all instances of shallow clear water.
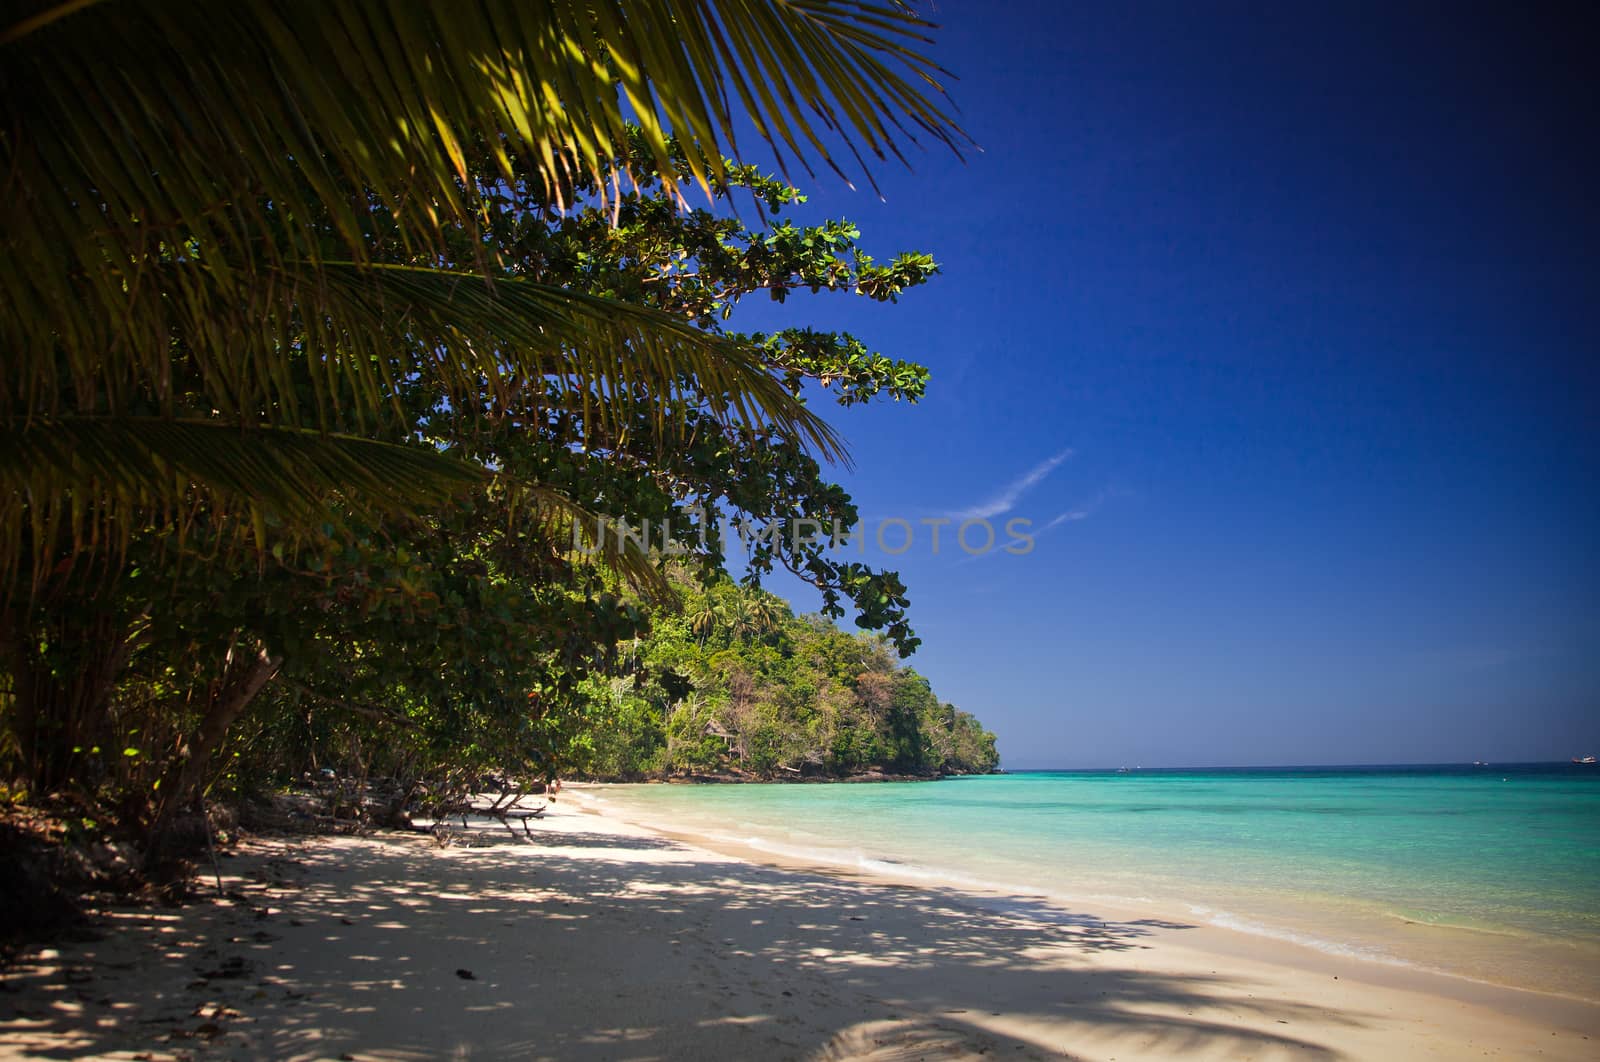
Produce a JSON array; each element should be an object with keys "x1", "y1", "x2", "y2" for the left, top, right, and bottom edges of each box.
[{"x1": 592, "y1": 764, "x2": 1600, "y2": 997}]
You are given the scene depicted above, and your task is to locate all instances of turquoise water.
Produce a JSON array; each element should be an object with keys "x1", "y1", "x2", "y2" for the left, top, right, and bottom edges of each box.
[{"x1": 592, "y1": 764, "x2": 1600, "y2": 997}]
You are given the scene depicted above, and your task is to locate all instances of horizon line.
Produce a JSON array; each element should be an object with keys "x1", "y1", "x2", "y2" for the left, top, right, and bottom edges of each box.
[{"x1": 993, "y1": 759, "x2": 1592, "y2": 772}]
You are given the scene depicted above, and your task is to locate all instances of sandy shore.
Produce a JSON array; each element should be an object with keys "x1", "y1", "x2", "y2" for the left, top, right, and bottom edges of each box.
[{"x1": 2, "y1": 797, "x2": 1596, "y2": 1060}]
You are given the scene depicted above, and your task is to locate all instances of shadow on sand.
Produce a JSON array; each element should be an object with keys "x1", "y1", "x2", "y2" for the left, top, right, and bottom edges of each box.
[{"x1": 1, "y1": 825, "x2": 1371, "y2": 1060}]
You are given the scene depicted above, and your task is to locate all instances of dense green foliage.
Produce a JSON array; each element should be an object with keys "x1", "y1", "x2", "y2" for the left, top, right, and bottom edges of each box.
[
  {"x1": 1, "y1": 6, "x2": 995, "y2": 859},
  {"x1": 2, "y1": 145, "x2": 1001, "y2": 838},
  {"x1": 3, "y1": 1, "x2": 966, "y2": 584},
  {"x1": 575, "y1": 573, "x2": 999, "y2": 779}
]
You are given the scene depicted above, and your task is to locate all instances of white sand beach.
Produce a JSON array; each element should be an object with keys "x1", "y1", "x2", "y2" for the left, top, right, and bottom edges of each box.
[{"x1": 2, "y1": 796, "x2": 1596, "y2": 1061}]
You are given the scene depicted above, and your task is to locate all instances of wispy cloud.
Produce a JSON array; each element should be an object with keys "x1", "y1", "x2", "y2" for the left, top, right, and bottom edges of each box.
[
  {"x1": 1044, "y1": 508, "x2": 1091, "y2": 531},
  {"x1": 1043, "y1": 491, "x2": 1106, "y2": 531},
  {"x1": 953, "y1": 449, "x2": 1074, "y2": 521}
]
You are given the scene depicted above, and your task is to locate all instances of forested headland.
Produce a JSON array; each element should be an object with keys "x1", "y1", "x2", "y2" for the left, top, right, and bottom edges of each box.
[{"x1": 573, "y1": 572, "x2": 998, "y2": 780}]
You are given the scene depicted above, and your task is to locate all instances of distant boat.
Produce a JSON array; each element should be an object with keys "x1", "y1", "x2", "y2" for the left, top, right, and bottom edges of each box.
[
  {"x1": 1574, "y1": 756, "x2": 1597, "y2": 765},
  {"x1": 1472, "y1": 761, "x2": 1488, "y2": 767}
]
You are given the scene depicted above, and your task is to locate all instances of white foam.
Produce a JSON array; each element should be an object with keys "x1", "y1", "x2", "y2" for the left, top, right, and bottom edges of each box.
[
  {"x1": 1187, "y1": 903, "x2": 1411, "y2": 966},
  {"x1": 675, "y1": 827, "x2": 1192, "y2": 930},
  {"x1": 660, "y1": 817, "x2": 1449, "y2": 968},
  {"x1": 588, "y1": 789, "x2": 1600, "y2": 1004}
]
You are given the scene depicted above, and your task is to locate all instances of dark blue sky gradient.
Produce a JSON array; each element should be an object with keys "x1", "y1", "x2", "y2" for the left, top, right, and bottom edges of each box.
[{"x1": 727, "y1": 2, "x2": 1598, "y2": 768}]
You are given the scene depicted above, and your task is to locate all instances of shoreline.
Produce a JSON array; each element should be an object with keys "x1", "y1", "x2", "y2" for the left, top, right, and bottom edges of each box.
[
  {"x1": 575, "y1": 779, "x2": 1600, "y2": 1006},
  {"x1": 567, "y1": 786, "x2": 1600, "y2": 1014},
  {"x1": 2, "y1": 797, "x2": 1596, "y2": 1060}
]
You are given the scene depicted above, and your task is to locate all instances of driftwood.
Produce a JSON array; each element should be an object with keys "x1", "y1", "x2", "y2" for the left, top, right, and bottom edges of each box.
[
  {"x1": 477, "y1": 790, "x2": 547, "y2": 839},
  {"x1": 489, "y1": 806, "x2": 547, "y2": 838},
  {"x1": 423, "y1": 789, "x2": 547, "y2": 841}
]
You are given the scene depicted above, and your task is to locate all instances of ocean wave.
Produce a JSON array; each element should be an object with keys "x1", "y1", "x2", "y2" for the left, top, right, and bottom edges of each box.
[
  {"x1": 682, "y1": 828, "x2": 1185, "y2": 928},
  {"x1": 1186, "y1": 904, "x2": 1413, "y2": 966}
]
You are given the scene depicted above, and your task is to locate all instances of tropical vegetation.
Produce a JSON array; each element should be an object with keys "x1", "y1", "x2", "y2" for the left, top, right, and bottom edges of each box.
[
  {"x1": 0, "y1": 0, "x2": 994, "y2": 881},
  {"x1": 576, "y1": 572, "x2": 999, "y2": 779}
]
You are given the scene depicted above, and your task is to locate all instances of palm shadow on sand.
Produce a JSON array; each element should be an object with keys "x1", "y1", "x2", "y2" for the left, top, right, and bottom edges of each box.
[{"x1": 2, "y1": 828, "x2": 1370, "y2": 1060}]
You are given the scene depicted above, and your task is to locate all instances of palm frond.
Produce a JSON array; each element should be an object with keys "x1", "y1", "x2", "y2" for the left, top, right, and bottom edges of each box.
[
  {"x1": 0, "y1": 416, "x2": 474, "y2": 597},
  {"x1": 0, "y1": 253, "x2": 846, "y2": 462},
  {"x1": 1, "y1": 1, "x2": 965, "y2": 359},
  {"x1": 0, "y1": 417, "x2": 484, "y2": 519},
  {"x1": 0, "y1": 416, "x2": 671, "y2": 600},
  {"x1": 525, "y1": 488, "x2": 675, "y2": 603},
  {"x1": 1, "y1": 0, "x2": 930, "y2": 594},
  {"x1": 308, "y1": 262, "x2": 848, "y2": 462}
]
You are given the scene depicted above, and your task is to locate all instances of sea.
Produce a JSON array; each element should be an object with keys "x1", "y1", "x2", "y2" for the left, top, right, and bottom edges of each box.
[{"x1": 588, "y1": 763, "x2": 1600, "y2": 1000}]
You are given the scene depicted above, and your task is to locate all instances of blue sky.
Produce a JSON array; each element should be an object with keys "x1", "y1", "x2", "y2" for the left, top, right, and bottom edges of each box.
[{"x1": 730, "y1": 2, "x2": 1597, "y2": 768}]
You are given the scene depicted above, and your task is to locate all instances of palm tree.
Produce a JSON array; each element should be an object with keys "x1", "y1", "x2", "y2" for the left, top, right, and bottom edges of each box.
[
  {"x1": 727, "y1": 590, "x2": 783, "y2": 643},
  {"x1": 744, "y1": 593, "x2": 786, "y2": 633},
  {"x1": 0, "y1": 0, "x2": 967, "y2": 596},
  {"x1": 688, "y1": 601, "x2": 727, "y2": 645}
]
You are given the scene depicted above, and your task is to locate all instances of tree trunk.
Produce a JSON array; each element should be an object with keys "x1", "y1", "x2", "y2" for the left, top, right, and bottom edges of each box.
[{"x1": 149, "y1": 643, "x2": 281, "y2": 850}]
